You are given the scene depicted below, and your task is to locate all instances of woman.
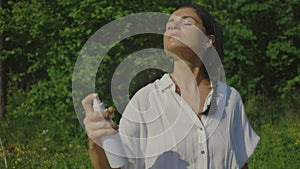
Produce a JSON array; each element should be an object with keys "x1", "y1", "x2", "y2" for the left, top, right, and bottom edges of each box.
[{"x1": 82, "y1": 4, "x2": 259, "y2": 169}]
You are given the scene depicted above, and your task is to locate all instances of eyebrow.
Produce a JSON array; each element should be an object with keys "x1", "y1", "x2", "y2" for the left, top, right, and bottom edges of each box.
[
  {"x1": 168, "y1": 15, "x2": 199, "y2": 23},
  {"x1": 182, "y1": 15, "x2": 198, "y2": 22}
]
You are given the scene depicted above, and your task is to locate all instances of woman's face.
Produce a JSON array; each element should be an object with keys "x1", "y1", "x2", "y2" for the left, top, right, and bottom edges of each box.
[{"x1": 164, "y1": 7, "x2": 207, "y2": 56}]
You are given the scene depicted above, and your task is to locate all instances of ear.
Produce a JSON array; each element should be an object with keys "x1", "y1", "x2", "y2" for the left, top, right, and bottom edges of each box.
[{"x1": 206, "y1": 35, "x2": 215, "y2": 48}]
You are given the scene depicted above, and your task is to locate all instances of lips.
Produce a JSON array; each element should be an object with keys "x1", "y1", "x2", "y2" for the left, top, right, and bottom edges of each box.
[{"x1": 167, "y1": 32, "x2": 181, "y2": 38}]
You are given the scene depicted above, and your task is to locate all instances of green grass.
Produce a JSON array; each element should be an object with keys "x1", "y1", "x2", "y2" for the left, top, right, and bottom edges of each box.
[
  {"x1": 249, "y1": 121, "x2": 300, "y2": 169},
  {"x1": 0, "y1": 117, "x2": 93, "y2": 168},
  {"x1": 245, "y1": 94, "x2": 300, "y2": 169},
  {"x1": 0, "y1": 94, "x2": 299, "y2": 168}
]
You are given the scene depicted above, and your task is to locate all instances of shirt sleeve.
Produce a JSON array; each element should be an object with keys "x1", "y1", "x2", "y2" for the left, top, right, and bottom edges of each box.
[{"x1": 231, "y1": 91, "x2": 260, "y2": 168}]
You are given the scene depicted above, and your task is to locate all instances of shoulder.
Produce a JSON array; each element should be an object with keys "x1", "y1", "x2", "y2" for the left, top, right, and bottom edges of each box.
[
  {"x1": 119, "y1": 74, "x2": 170, "y2": 137},
  {"x1": 120, "y1": 73, "x2": 171, "y2": 118},
  {"x1": 130, "y1": 73, "x2": 172, "y2": 103},
  {"x1": 217, "y1": 82, "x2": 243, "y2": 104},
  {"x1": 216, "y1": 82, "x2": 245, "y2": 120}
]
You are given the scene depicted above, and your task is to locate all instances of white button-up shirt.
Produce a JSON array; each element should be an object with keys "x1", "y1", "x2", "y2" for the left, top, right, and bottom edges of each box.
[{"x1": 119, "y1": 74, "x2": 260, "y2": 169}]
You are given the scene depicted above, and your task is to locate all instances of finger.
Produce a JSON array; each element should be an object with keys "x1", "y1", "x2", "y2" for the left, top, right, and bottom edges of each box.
[
  {"x1": 84, "y1": 118, "x2": 119, "y2": 132},
  {"x1": 109, "y1": 122, "x2": 119, "y2": 130},
  {"x1": 84, "y1": 112, "x2": 102, "y2": 124},
  {"x1": 88, "y1": 129, "x2": 118, "y2": 140},
  {"x1": 108, "y1": 107, "x2": 115, "y2": 115},
  {"x1": 85, "y1": 121, "x2": 113, "y2": 130},
  {"x1": 82, "y1": 93, "x2": 98, "y2": 114},
  {"x1": 102, "y1": 107, "x2": 114, "y2": 120},
  {"x1": 101, "y1": 110, "x2": 110, "y2": 119},
  {"x1": 89, "y1": 110, "x2": 109, "y2": 121}
]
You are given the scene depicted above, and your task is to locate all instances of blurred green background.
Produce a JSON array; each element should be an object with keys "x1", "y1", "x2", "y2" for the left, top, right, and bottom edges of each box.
[{"x1": 0, "y1": 0, "x2": 299, "y2": 168}]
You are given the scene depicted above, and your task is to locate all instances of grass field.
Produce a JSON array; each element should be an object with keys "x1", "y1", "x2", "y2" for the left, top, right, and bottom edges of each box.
[{"x1": 0, "y1": 94, "x2": 299, "y2": 169}]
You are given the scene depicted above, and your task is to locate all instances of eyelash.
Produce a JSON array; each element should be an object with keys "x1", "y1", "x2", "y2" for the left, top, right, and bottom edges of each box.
[
  {"x1": 183, "y1": 22, "x2": 192, "y2": 26},
  {"x1": 166, "y1": 22, "x2": 193, "y2": 28}
]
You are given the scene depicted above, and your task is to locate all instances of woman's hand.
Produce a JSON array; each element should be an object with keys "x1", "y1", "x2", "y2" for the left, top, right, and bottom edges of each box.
[{"x1": 82, "y1": 93, "x2": 118, "y2": 141}]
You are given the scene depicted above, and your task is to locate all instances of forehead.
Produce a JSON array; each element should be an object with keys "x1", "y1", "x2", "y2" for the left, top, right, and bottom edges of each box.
[{"x1": 170, "y1": 7, "x2": 201, "y2": 22}]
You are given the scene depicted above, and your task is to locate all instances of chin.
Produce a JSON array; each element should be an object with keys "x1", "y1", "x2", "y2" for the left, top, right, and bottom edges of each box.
[
  {"x1": 164, "y1": 47, "x2": 185, "y2": 58},
  {"x1": 165, "y1": 43, "x2": 188, "y2": 51}
]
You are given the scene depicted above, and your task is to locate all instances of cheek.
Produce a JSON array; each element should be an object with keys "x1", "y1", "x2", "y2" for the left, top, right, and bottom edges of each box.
[
  {"x1": 163, "y1": 35, "x2": 168, "y2": 49},
  {"x1": 184, "y1": 31, "x2": 205, "y2": 49}
]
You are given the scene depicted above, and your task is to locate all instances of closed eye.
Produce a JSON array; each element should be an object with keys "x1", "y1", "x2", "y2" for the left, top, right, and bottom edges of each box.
[{"x1": 183, "y1": 22, "x2": 192, "y2": 26}]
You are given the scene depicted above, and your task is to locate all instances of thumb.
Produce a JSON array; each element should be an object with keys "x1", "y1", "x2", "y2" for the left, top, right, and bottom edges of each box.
[{"x1": 82, "y1": 93, "x2": 98, "y2": 114}]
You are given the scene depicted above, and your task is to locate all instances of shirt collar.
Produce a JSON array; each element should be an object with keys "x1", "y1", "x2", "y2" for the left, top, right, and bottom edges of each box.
[
  {"x1": 157, "y1": 73, "x2": 227, "y2": 134},
  {"x1": 156, "y1": 73, "x2": 175, "y2": 91},
  {"x1": 157, "y1": 73, "x2": 214, "y2": 93}
]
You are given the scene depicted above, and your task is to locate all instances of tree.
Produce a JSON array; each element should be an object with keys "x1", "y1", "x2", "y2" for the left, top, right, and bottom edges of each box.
[
  {"x1": 203, "y1": 0, "x2": 300, "y2": 98},
  {"x1": 1, "y1": 0, "x2": 298, "y2": 120},
  {"x1": 0, "y1": 0, "x2": 7, "y2": 118}
]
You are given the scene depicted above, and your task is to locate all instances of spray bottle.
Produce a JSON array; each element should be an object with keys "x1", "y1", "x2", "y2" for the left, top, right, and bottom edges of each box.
[{"x1": 93, "y1": 97, "x2": 128, "y2": 168}]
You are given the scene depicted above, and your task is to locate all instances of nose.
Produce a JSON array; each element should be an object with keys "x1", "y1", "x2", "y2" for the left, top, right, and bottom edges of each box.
[
  {"x1": 167, "y1": 18, "x2": 181, "y2": 31},
  {"x1": 168, "y1": 23, "x2": 180, "y2": 31}
]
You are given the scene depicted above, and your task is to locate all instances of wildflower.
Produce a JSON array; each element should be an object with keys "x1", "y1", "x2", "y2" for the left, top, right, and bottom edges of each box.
[{"x1": 41, "y1": 129, "x2": 49, "y2": 135}]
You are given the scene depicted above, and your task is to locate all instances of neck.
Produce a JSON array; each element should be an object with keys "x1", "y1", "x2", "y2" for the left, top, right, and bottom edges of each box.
[
  {"x1": 170, "y1": 58, "x2": 210, "y2": 89},
  {"x1": 169, "y1": 56, "x2": 212, "y2": 116}
]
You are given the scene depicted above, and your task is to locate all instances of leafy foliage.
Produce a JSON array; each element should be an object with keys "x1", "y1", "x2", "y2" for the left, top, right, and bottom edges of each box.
[
  {"x1": 2, "y1": 0, "x2": 298, "y2": 120},
  {"x1": 205, "y1": 0, "x2": 300, "y2": 97}
]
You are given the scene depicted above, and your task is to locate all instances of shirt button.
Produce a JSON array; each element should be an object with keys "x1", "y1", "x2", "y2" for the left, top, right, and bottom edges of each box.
[
  {"x1": 201, "y1": 151, "x2": 205, "y2": 154},
  {"x1": 200, "y1": 127, "x2": 203, "y2": 131}
]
